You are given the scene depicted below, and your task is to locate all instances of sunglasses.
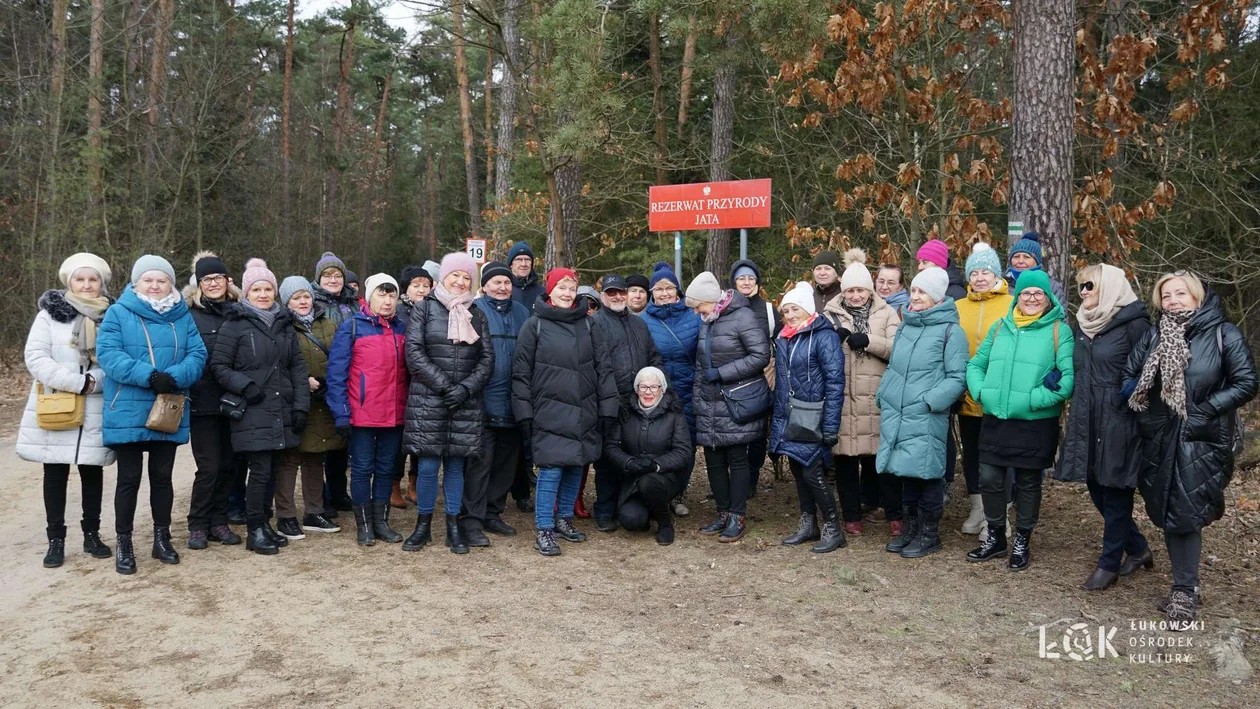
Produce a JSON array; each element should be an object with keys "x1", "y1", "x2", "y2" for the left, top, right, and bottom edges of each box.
[{"x1": 1079, "y1": 281, "x2": 1094, "y2": 293}]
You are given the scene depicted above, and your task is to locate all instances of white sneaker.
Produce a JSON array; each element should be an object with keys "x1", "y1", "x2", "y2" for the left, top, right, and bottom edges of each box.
[
  {"x1": 672, "y1": 496, "x2": 690, "y2": 517},
  {"x1": 961, "y1": 494, "x2": 985, "y2": 534}
]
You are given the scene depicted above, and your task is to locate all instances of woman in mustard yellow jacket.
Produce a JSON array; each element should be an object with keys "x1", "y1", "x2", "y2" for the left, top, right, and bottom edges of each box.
[{"x1": 954, "y1": 243, "x2": 1013, "y2": 536}]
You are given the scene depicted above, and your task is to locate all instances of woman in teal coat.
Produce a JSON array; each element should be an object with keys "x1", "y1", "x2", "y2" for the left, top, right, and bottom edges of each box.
[
  {"x1": 98, "y1": 255, "x2": 207, "y2": 574},
  {"x1": 965, "y1": 269, "x2": 1074, "y2": 571},
  {"x1": 875, "y1": 268, "x2": 968, "y2": 559}
]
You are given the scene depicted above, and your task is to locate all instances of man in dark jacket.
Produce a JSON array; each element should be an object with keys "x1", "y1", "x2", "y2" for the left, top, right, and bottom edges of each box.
[
  {"x1": 465, "y1": 261, "x2": 532, "y2": 538},
  {"x1": 508, "y1": 241, "x2": 544, "y2": 312}
]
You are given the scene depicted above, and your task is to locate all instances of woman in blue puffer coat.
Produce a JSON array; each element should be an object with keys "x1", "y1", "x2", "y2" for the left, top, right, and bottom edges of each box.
[
  {"x1": 769, "y1": 282, "x2": 846, "y2": 553},
  {"x1": 98, "y1": 255, "x2": 207, "y2": 575}
]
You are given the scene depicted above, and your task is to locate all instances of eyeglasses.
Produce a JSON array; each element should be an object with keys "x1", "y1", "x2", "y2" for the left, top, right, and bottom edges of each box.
[
  {"x1": 1019, "y1": 290, "x2": 1047, "y2": 301},
  {"x1": 1078, "y1": 281, "x2": 1095, "y2": 293},
  {"x1": 200, "y1": 275, "x2": 227, "y2": 286},
  {"x1": 637, "y1": 385, "x2": 662, "y2": 393}
]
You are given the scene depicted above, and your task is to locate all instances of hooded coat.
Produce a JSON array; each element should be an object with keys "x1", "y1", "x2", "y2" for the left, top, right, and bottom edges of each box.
[
  {"x1": 311, "y1": 282, "x2": 358, "y2": 328},
  {"x1": 728, "y1": 259, "x2": 783, "y2": 339},
  {"x1": 692, "y1": 292, "x2": 773, "y2": 448},
  {"x1": 210, "y1": 304, "x2": 310, "y2": 452},
  {"x1": 768, "y1": 315, "x2": 845, "y2": 466},
  {"x1": 954, "y1": 278, "x2": 1014, "y2": 417},
  {"x1": 325, "y1": 304, "x2": 408, "y2": 429},
  {"x1": 604, "y1": 390, "x2": 693, "y2": 506},
  {"x1": 97, "y1": 288, "x2": 208, "y2": 446},
  {"x1": 592, "y1": 304, "x2": 663, "y2": 410},
  {"x1": 641, "y1": 300, "x2": 701, "y2": 434},
  {"x1": 511, "y1": 298, "x2": 619, "y2": 467},
  {"x1": 875, "y1": 299, "x2": 969, "y2": 480},
  {"x1": 17, "y1": 290, "x2": 117, "y2": 466},
  {"x1": 183, "y1": 251, "x2": 242, "y2": 417},
  {"x1": 293, "y1": 305, "x2": 345, "y2": 452},
  {"x1": 403, "y1": 293, "x2": 495, "y2": 458},
  {"x1": 824, "y1": 293, "x2": 900, "y2": 456},
  {"x1": 1124, "y1": 291, "x2": 1257, "y2": 533}
]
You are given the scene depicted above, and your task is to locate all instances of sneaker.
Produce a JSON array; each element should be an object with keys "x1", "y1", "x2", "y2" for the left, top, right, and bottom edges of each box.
[
  {"x1": 187, "y1": 529, "x2": 209, "y2": 550},
  {"x1": 208, "y1": 525, "x2": 242, "y2": 545},
  {"x1": 535, "y1": 529, "x2": 561, "y2": 556},
  {"x1": 276, "y1": 518, "x2": 305, "y2": 540},
  {"x1": 672, "y1": 496, "x2": 690, "y2": 517},
  {"x1": 301, "y1": 513, "x2": 341, "y2": 533},
  {"x1": 554, "y1": 517, "x2": 587, "y2": 543}
]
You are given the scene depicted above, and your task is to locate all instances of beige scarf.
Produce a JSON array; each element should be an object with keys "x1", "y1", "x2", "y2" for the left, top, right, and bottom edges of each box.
[
  {"x1": 64, "y1": 291, "x2": 111, "y2": 365},
  {"x1": 1077, "y1": 264, "x2": 1137, "y2": 339}
]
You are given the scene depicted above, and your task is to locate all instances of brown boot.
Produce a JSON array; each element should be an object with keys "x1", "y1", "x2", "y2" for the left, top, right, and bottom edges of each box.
[
  {"x1": 403, "y1": 471, "x2": 417, "y2": 505},
  {"x1": 390, "y1": 479, "x2": 407, "y2": 509}
]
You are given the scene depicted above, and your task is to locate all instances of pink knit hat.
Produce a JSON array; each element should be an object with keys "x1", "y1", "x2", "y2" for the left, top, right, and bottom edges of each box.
[
  {"x1": 439, "y1": 252, "x2": 478, "y2": 284},
  {"x1": 242, "y1": 266, "x2": 277, "y2": 295},
  {"x1": 915, "y1": 239, "x2": 950, "y2": 269}
]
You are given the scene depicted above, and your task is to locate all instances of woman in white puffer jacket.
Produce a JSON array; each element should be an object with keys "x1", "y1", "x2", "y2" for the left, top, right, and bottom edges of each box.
[{"x1": 17, "y1": 253, "x2": 117, "y2": 569}]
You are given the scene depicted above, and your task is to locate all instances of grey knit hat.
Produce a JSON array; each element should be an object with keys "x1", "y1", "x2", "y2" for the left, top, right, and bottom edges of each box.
[
  {"x1": 684, "y1": 271, "x2": 723, "y2": 306},
  {"x1": 130, "y1": 255, "x2": 176, "y2": 285},
  {"x1": 279, "y1": 275, "x2": 313, "y2": 306}
]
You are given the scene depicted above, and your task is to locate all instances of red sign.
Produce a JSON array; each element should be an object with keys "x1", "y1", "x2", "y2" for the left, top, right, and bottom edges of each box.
[{"x1": 649, "y1": 179, "x2": 771, "y2": 232}]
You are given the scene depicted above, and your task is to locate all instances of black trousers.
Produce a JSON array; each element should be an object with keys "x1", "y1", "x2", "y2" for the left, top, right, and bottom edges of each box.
[
  {"x1": 463, "y1": 426, "x2": 522, "y2": 529},
  {"x1": 900, "y1": 476, "x2": 944, "y2": 515},
  {"x1": 957, "y1": 415, "x2": 983, "y2": 495},
  {"x1": 1165, "y1": 530, "x2": 1202, "y2": 592},
  {"x1": 879, "y1": 474, "x2": 904, "y2": 521},
  {"x1": 43, "y1": 463, "x2": 104, "y2": 539},
  {"x1": 790, "y1": 457, "x2": 838, "y2": 520},
  {"x1": 245, "y1": 450, "x2": 279, "y2": 527},
  {"x1": 618, "y1": 473, "x2": 675, "y2": 531},
  {"x1": 980, "y1": 464, "x2": 1042, "y2": 531},
  {"x1": 748, "y1": 419, "x2": 770, "y2": 490},
  {"x1": 859, "y1": 463, "x2": 880, "y2": 508},
  {"x1": 705, "y1": 444, "x2": 751, "y2": 516},
  {"x1": 511, "y1": 442, "x2": 533, "y2": 503},
  {"x1": 835, "y1": 455, "x2": 877, "y2": 522},
  {"x1": 1087, "y1": 479, "x2": 1148, "y2": 572},
  {"x1": 113, "y1": 441, "x2": 178, "y2": 535},
  {"x1": 188, "y1": 415, "x2": 237, "y2": 531},
  {"x1": 325, "y1": 448, "x2": 351, "y2": 507}
]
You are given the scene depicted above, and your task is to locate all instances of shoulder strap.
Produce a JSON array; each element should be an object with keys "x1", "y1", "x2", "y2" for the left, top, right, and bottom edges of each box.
[
  {"x1": 302, "y1": 329, "x2": 330, "y2": 356},
  {"x1": 139, "y1": 320, "x2": 157, "y2": 367},
  {"x1": 1053, "y1": 320, "x2": 1060, "y2": 356},
  {"x1": 942, "y1": 322, "x2": 954, "y2": 357},
  {"x1": 658, "y1": 318, "x2": 685, "y2": 350},
  {"x1": 764, "y1": 301, "x2": 775, "y2": 334}
]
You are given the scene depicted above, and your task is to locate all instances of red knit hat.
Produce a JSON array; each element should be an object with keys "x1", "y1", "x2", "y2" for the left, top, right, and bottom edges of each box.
[{"x1": 545, "y1": 267, "x2": 578, "y2": 296}]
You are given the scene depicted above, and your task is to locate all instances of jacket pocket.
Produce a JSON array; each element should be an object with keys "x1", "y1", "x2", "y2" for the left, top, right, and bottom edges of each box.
[{"x1": 358, "y1": 372, "x2": 366, "y2": 406}]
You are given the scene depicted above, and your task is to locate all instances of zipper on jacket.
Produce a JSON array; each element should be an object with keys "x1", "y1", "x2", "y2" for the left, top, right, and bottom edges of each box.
[{"x1": 975, "y1": 301, "x2": 985, "y2": 344}]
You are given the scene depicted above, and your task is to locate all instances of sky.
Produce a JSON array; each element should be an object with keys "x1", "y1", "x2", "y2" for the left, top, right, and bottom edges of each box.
[{"x1": 297, "y1": 0, "x2": 425, "y2": 37}]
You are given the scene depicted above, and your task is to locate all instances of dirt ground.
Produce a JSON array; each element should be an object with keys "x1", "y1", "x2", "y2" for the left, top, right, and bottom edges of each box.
[{"x1": 0, "y1": 395, "x2": 1257, "y2": 707}]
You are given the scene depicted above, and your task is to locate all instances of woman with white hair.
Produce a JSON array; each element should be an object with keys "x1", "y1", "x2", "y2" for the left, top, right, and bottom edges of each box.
[{"x1": 18, "y1": 253, "x2": 117, "y2": 568}]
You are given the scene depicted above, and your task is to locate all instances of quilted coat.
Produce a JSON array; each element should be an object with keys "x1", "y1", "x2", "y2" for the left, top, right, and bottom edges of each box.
[
  {"x1": 604, "y1": 390, "x2": 693, "y2": 506},
  {"x1": 966, "y1": 293, "x2": 1075, "y2": 422},
  {"x1": 824, "y1": 294, "x2": 900, "y2": 456},
  {"x1": 473, "y1": 295, "x2": 532, "y2": 428},
  {"x1": 692, "y1": 292, "x2": 772, "y2": 448},
  {"x1": 768, "y1": 314, "x2": 845, "y2": 467},
  {"x1": 592, "y1": 305, "x2": 662, "y2": 409},
  {"x1": 641, "y1": 300, "x2": 700, "y2": 434}
]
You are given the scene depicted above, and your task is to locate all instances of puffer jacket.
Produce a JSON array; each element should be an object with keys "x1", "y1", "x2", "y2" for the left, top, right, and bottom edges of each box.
[
  {"x1": 1053, "y1": 301, "x2": 1147, "y2": 487},
  {"x1": 875, "y1": 299, "x2": 968, "y2": 480},
  {"x1": 768, "y1": 315, "x2": 844, "y2": 466},
  {"x1": 954, "y1": 279, "x2": 1014, "y2": 417},
  {"x1": 311, "y1": 282, "x2": 357, "y2": 328},
  {"x1": 511, "y1": 297, "x2": 619, "y2": 467},
  {"x1": 403, "y1": 294, "x2": 494, "y2": 458},
  {"x1": 185, "y1": 296, "x2": 235, "y2": 416},
  {"x1": 326, "y1": 304, "x2": 408, "y2": 428},
  {"x1": 824, "y1": 294, "x2": 900, "y2": 456},
  {"x1": 293, "y1": 307, "x2": 345, "y2": 452},
  {"x1": 97, "y1": 288, "x2": 208, "y2": 446},
  {"x1": 693, "y1": 292, "x2": 773, "y2": 448},
  {"x1": 474, "y1": 295, "x2": 531, "y2": 428},
  {"x1": 210, "y1": 304, "x2": 309, "y2": 452},
  {"x1": 944, "y1": 260, "x2": 967, "y2": 302},
  {"x1": 604, "y1": 390, "x2": 693, "y2": 506},
  {"x1": 16, "y1": 290, "x2": 116, "y2": 466},
  {"x1": 966, "y1": 293, "x2": 1075, "y2": 421},
  {"x1": 592, "y1": 305, "x2": 662, "y2": 410},
  {"x1": 1124, "y1": 291, "x2": 1257, "y2": 533},
  {"x1": 511, "y1": 271, "x2": 545, "y2": 313},
  {"x1": 641, "y1": 300, "x2": 701, "y2": 434}
]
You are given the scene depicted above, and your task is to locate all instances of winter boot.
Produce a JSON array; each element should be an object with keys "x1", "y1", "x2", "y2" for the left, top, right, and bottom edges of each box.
[
  {"x1": 43, "y1": 538, "x2": 65, "y2": 568},
  {"x1": 83, "y1": 530, "x2": 111, "y2": 559},
  {"x1": 151, "y1": 526, "x2": 180, "y2": 565},
  {"x1": 245, "y1": 524, "x2": 278, "y2": 555},
  {"x1": 390, "y1": 479, "x2": 407, "y2": 509},
  {"x1": 718, "y1": 513, "x2": 746, "y2": 542},
  {"x1": 371, "y1": 501, "x2": 403, "y2": 543},
  {"x1": 353, "y1": 504, "x2": 376, "y2": 546},
  {"x1": 885, "y1": 506, "x2": 918, "y2": 553},
  {"x1": 115, "y1": 533, "x2": 136, "y2": 575},
  {"x1": 966, "y1": 524, "x2": 1007, "y2": 562},
  {"x1": 781, "y1": 513, "x2": 819, "y2": 546},
  {"x1": 574, "y1": 470, "x2": 592, "y2": 518},
  {"x1": 535, "y1": 529, "x2": 561, "y2": 556},
  {"x1": 1118, "y1": 547, "x2": 1154, "y2": 576},
  {"x1": 655, "y1": 511, "x2": 675, "y2": 546},
  {"x1": 810, "y1": 514, "x2": 847, "y2": 553},
  {"x1": 960, "y1": 494, "x2": 985, "y2": 534},
  {"x1": 403, "y1": 513, "x2": 433, "y2": 551},
  {"x1": 554, "y1": 517, "x2": 587, "y2": 542},
  {"x1": 699, "y1": 511, "x2": 729, "y2": 535},
  {"x1": 445, "y1": 514, "x2": 469, "y2": 554},
  {"x1": 1007, "y1": 528, "x2": 1032, "y2": 571},
  {"x1": 900, "y1": 508, "x2": 942, "y2": 558}
]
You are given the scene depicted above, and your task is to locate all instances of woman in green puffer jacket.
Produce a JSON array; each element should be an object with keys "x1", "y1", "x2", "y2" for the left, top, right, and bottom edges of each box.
[{"x1": 965, "y1": 269, "x2": 1075, "y2": 572}]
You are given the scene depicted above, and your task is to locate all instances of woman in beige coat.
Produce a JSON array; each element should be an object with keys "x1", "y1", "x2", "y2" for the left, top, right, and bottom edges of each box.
[{"x1": 825, "y1": 249, "x2": 901, "y2": 537}]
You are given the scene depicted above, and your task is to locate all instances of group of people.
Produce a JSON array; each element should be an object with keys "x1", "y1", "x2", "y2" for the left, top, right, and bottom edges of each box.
[{"x1": 18, "y1": 233, "x2": 1256, "y2": 628}]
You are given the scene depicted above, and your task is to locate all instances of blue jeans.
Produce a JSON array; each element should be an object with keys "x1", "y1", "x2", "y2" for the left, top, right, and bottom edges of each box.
[
  {"x1": 348, "y1": 426, "x2": 402, "y2": 505},
  {"x1": 415, "y1": 456, "x2": 466, "y2": 515},
  {"x1": 535, "y1": 465, "x2": 583, "y2": 531}
]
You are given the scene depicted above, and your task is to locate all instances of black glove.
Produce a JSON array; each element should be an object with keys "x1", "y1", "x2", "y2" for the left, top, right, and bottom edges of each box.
[
  {"x1": 292, "y1": 410, "x2": 308, "y2": 434},
  {"x1": 625, "y1": 458, "x2": 652, "y2": 475},
  {"x1": 823, "y1": 432, "x2": 838, "y2": 448},
  {"x1": 846, "y1": 332, "x2": 869, "y2": 351},
  {"x1": 835, "y1": 326, "x2": 852, "y2": 341},
  {"x1": 442, "y1": 384, "x2": 469, "y2": 409},
  {"x1": 244, "y1": 383, "x2": 266, "y2": 405},
  {"x1": 600, "y1": 416, "x2": 619, "y2": 439},
  {"x1": 335, "y1": 424, "x2": 352, "y2": 440},
  {"x1": 149, "y1": 370, "x2": 178, "y2": 394},
  {"x1": 314, "y1": 376, "x2": 327, "y2": 394},
  {"x1": 519, "y1": 419, "x2": 533, "y2": 442}
]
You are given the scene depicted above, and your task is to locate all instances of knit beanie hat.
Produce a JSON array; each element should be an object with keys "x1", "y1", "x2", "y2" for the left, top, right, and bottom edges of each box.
[
  {"x1": 732, "y1": 263, "x2": 759, "y2": 283},
  {"x1": 779, "y1": 281, "x2": 817, "y2": 316},
  {"x1": 422, "y1": 260, "x2": 441, "y2": 282},
  {"x1": 649, "y1": 261, "x2": 681, "y2": 292},
  {"x1": 59, "y1": 253, "x2": 112, "y2": 289},
  {"x1": 684, "y1": 271, "x2": 723, "y2": 305},
  {"x1": 965, "y1": 242, "x2": 1002, "y2": 278},
  {"x1": 916, "y1": 239, "x2": 950, "y2": 269},
  {"x1": 314, "y1": 251, "x2": 347, "y2": 281},
  {"x1": 626, "y1": 273, "x2": 650, "y2": 291},
  {"x1": 839, "y1": 248, "x2": 873, "y2": 291},
  {"x1": 910, "y1": 267, "x2": 949, "y2": 304},
  {"x1": 812, "y1": 250, "x2": 841, "y2": 273},
  {"x1": 439, "y1": 252, "x2": 478, "y2": 284},
  {"x1": 279, "y1": 275, "x2": 312, "y2": 306},
  {"x1": 345, "y1": 270, "x2": 359, "y2": 285},
  {"x1": 399, "y1": 264, "x2": 433, "y2": 290},
  {"x1": 1014, "y1": 269, "x2": 1053, "y2": 300},
  {"x1": 130, "y1": 255, "x2": 176, "y2": 285},
  {"x1": 634, "y1": 366, "x2": 669, "y2": 394},
  {"x1": 480, "y1": 260, "x2": 512, "y2": 287},
  {"x1": 242, "y1": 266, "x2": 278, "y2": 295},
  {"x1": 245, "y1": 257, "x2": 268, "y2": 270},
  {"x1": 364, "y1": 273, "x2": 399, "y2": 295},
  {"x1": 545, "y1": 267, "x2": 578, "y2": 296},
  {"x1": 507, "y1": 241, "x2": 535, "y2": 265},
  {"x1": 193, "y1": 253, "x2": 227, "y2": 283},
  {"x1": 1009, "y1": 232, "x2": 1044, "y2": 268}
]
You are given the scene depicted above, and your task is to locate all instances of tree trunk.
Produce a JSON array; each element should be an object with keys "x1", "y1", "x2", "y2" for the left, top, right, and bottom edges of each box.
[
  {"x1": 453, "y1": 0, "x2": 482, "y2": 237},
  {"x1": 704, "y1": 34, "x2": 737, "y2": 275},
  {"x1": 545, "y1": 158, "x2": 582, "y2": 270},
  {"x1": 648, "y1": 13, "x2": 667, "y2": 186},
  {"x1": 281, "y1": 0, "x2": 294, "y2": 246},
  {"x1": 484, "y1": 46, "x2": 494, "y2": 198},
  {"x1": 495, "y1": 0, "x2": 520, "y2": 210},
  {"x1": 360, "y1": 71, "x2": 392, "y2": 273},
  {"x1": 1011, "y1": 0, "x2": 1075, "y2": 285},
  {"x1": 325, "y1": 11, "x2": 358, "y2": 250},
  {"x1": 677, "y1": 15, "x2": 698, "y2": 136},
  {"x1": 44, "y1": 0, "x2": 68, "y2": 249},
  {"x1": 86, "y1": 0, "x2": 105, "y2": 227},
  {"x1": 146, "y1": 0, "x2": 175, "y2": 168}
]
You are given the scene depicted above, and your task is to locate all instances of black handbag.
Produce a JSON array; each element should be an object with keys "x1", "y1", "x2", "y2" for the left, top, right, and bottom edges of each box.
[
  {"x1": 219, "y1": 392, "x2": 247, "y2": 421},
  {"x1": 783, "y1": 330, "x2": 824, "y2": 443},
  {"x1": 705, "y1": 331, "x2": 772, "y2": 425}
]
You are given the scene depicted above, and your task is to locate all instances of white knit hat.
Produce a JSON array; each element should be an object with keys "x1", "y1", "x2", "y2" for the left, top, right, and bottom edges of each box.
[
  {"x1": 839, "y1": 248, "x2": 873, "y2": 292},
  {"x1": 910, "y1": 268, "x2": 950, "y2": 304},
  {"x1": 58, "y1": 253, "x2": 112, "y2": 289},
  {"x1": 364, "y1": 273, "x2": 399, "y2": 295},
  {"x1": 684, "y1": 271, "x2": 723, "y2": 306},
  {"x1": 779, "y1": 281, "x2": 816, "y2": 316}
]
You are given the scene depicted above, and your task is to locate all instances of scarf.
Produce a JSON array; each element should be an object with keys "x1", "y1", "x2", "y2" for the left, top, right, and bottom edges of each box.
[
  {"x1": 1129, "y1": 309, "x2": 1194, "y2": 417},
  {"x1": 136, "y1": 289, "x2": 181, "y2": 315},
  {"x1": 703, "y1": 290, "x2": 735, "y2": 324},
  {"x1": 243, "y1": 300, "x2": 282, "y2": 328},
  {"x1": 1012, "y1": 309, "x2": 1044, "y2": 329},
  {"x1": 1077, "y1": 264, "x2": 1138, "y2": 339},
  {"x1": 1005, "y1": 264, "x2": 1042, "y2": 285},
  {"x1": 635, "y1": 394, "x2": 663, "y2": 417},
  {"x1": 434, "y1": 284, "x2": 479, "y2": 344},
  {"x1": 780, "y1": 313, "x2": 817, "y2": 340},
  {"x1": 64, "y1": 290, "x2": 110, "y2": 365},
  {"x1": 292, "y1": 310, "x2": 316, "y2": 328}
]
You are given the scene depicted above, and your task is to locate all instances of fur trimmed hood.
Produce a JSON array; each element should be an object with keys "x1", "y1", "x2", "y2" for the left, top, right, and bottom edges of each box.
[
  {"x1": 183, "y1": 250, "x2": 242, "y2": 307},
  {"x1": 38, "y1": 289, "x2": 114, "y2": 324}
]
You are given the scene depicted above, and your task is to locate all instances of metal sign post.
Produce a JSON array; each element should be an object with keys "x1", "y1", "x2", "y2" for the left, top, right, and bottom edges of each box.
[
  {"x1": 674, "y1": 232, "x2": 683, "y2": 284},
  {"x1": 739, "y1": 228, "x2": 748, "y2": 261}
]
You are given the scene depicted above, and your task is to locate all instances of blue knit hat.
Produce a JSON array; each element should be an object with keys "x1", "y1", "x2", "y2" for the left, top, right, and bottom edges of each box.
[
  {"x1": 649, "y1": 261, "x2": 681, "y2": 292},
  {"x1": 507, "y1": 241, "x2": 534, "y2": 265},
  {"x1": 964, "y1": 242, "x2": 1002, "y2": 278},
  {"x1": 1008, "y1": 232, "x2": 1043, "y2": 268}
]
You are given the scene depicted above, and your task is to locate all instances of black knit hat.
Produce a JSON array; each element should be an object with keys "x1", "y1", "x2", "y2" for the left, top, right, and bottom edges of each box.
[
  {"x1": 399, "y1": 264, "x2": 433, "y2": 289},
  {"x1": 812, "y1": 250, "x2": 841, "y2": 272},
  {"x1": 480, "y1": 260, "x2": 512, "y2": 287},
  {"x1": 626, "y1": 273, "x2": 649, "y2": 290},
  {"x1": 194, "y1": 254, "x2": 228, "y2": 282}
]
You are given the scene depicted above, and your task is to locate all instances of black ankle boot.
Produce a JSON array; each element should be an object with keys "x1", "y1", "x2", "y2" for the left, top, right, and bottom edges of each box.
[
  {"x1": 245, "y1": 524, "x2": 278, "y2": 555},
  {"x1": 263, "y1": 521, "x2": 288, "y2": 547},
  {"x1": 353, "y1": 504, "x2": 375, "y2": 546},
  {"x1": 115, "y1": 533, "x2": 136, "y2": 575},
  {"x1": 403, "y1": 513, "x2": 433, "y2": 551},
  {"x1": 810, "y1": 514, "x2": 847, "y2": 553},
  {"x1": 83, "y1": 531, "x2": 111, "y2": 559},
  {"x1": 1008, "y1": 528, "x2": 1032, "y2": 571},
  {"x1": 718, "y1": 513, "x2": 746, "y2": 542},
  {"x1": 151, "y1": 526, "x2": 180, "y2": 564},
  {"x1": 966, "y1": 525, "x2": 1008, "y2": 562},
  {"x1": 699, "y1": 511, "x2": 728, "y2": 535},
  {"x1": 900, "y1": 508, "x2": 941, "y2": 558},
  {"x1": 782, "y1": 513, "x2": 820, "y2": 546},
  {"x1": 371, "y1": 501, "x2": 403, "y2": 543},
  {"x1": 43, "y1": 538, "x2": 65, "y2": 568},
  {"x1": 445, "y1": 514, "x2": 469, "y2": 554},
  {"x1": 885, "y1": 506, "x2": 918, "y2": 553}
]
